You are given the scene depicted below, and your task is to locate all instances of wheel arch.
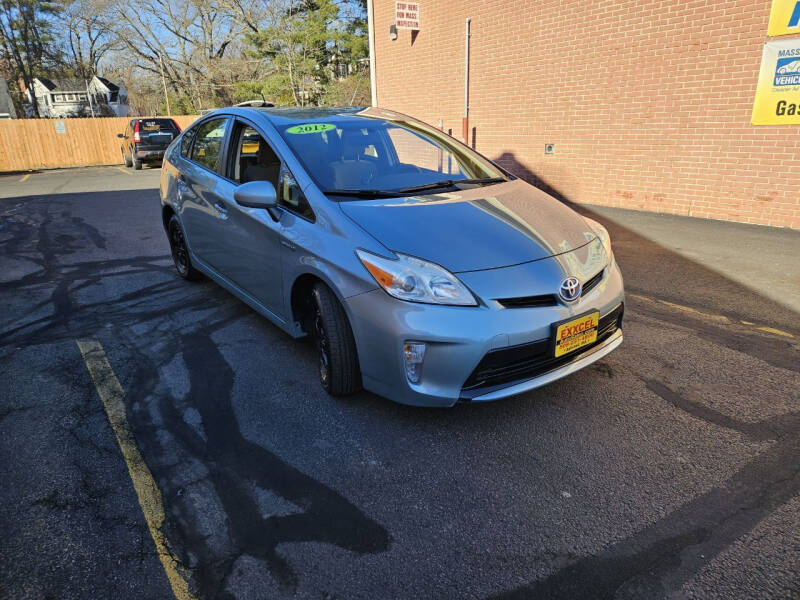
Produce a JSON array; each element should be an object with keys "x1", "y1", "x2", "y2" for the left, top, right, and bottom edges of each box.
[
  {"x1": 290, "y1": 272, "x2": 329, "y2": 336},
  {"x1": 162, "y1": 204, "x2": 176, "y2": 233},
  {"x1": 288, "y1": 269, "x2": 358, "y2": 337}
]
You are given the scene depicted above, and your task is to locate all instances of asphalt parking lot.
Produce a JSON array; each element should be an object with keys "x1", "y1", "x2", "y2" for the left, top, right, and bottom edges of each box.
[{"x1": 1, "y1": 166, "x2": 798, "y2": 600}]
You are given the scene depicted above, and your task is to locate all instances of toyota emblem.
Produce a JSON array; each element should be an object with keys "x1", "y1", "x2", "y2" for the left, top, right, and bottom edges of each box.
[{"x1": 559, "y1": 277, "x2": 582, "y2": 302}]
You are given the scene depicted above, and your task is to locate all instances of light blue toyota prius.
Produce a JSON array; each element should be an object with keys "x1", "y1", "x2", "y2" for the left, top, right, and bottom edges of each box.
[{"x1": 160, "y1": 106, "x2": 624, "y2": 407}]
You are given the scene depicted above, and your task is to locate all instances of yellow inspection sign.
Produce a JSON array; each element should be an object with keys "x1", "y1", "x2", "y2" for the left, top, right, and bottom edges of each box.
[
  {"x1": 752, "y1": 38, "x2": 800, "y2": 125},
  {"x1": 768, "y1": 0, "x2": 800, "y2": 36}
]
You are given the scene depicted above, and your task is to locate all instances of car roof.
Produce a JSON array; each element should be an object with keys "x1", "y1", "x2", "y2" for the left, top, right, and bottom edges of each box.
[
  {"x1": 253, "y1": 106, "x2": 364, "y2": 119},
  {"x1": 201, "y1": 106, "x2": 410, "y2": 127}
]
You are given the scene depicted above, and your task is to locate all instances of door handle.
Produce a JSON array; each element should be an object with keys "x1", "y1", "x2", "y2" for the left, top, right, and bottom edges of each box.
[
  {"x1": 280, "y1": 240, "x2": 296, "y2": 251},
  {"x1": 214, "y1": 202, "x2": 227, "y2": 214}
]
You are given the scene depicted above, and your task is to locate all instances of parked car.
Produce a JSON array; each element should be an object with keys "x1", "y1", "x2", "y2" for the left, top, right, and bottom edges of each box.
[
  {"x1": 160, "y1": 107, "x2": 624, "y2": 407},
  {"x1": 118, "y1": 118, "x2": 181, "y2": 170}
]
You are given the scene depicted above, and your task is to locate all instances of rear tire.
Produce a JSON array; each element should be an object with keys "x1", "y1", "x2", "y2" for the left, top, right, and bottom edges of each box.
[
  {"x1": 312, "y1": 283, "x2": 362, "y2": 396},
  {"x1": 133, "y1": 157, "x2": 143, "y2": 170},
  {"x1": 167, "y1": 216, "x2": 201, "y2": 281}
]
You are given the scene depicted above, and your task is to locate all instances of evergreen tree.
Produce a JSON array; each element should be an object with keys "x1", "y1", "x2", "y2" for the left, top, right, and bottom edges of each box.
[{"x1": 0, "y1": 0, "x2": 61, "y2": 117}]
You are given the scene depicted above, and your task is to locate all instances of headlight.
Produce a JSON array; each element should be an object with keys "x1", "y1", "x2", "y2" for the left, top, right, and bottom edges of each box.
[
  {"x1": 356, "y1": 249, "x2": 477, "y2": 306},
  {"x1": 583, "y1": 217, "x2": 613, "y2": 264}
]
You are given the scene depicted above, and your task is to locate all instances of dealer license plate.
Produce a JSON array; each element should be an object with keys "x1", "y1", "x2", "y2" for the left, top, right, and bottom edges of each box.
[{"x1": 554, "y1": 311, "x2": 600, "y2": 358}]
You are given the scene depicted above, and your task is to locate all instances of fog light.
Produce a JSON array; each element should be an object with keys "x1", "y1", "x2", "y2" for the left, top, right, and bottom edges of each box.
[{"x1": 403, "y1": 342, "x2": 426, "y2": 384}]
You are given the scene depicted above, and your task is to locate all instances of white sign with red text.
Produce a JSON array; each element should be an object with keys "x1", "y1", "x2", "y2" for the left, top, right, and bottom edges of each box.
[{"x1": 395, "y1": 2, "x2": 420, "y2": 30}]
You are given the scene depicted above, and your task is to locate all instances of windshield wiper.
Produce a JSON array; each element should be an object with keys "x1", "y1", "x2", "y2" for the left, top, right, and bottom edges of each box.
[
  {"x1": 323, "y1": 189, "x2": 402, "y2": 198},
  {"x1": 395, "y1": 177, "x2": 506, "y2": 194},
  {"x1": 323, "y1": 177, "x2": 506, "y2": 199}
]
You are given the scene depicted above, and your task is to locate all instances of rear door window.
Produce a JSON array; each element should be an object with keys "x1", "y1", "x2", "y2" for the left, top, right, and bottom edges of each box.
[{"x1": 190, "y1": 118, "x2": 229, "y2": 173}]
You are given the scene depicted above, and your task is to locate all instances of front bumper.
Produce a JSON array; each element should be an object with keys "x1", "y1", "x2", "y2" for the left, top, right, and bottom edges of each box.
[
  {"x1": 344, "y1": 260, "x2": 625, "y2": 407},
  {"x1": 466, "y1": 329, "x2": 622, "y2": 402}
]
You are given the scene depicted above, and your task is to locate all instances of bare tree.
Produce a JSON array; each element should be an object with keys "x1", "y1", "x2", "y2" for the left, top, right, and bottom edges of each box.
[
  {"x1": 105, "y1": 0, "x2": 248, "y2": 111},
  {"x1": 62, "y1": 0, "x2": 118, "y2": 79}
]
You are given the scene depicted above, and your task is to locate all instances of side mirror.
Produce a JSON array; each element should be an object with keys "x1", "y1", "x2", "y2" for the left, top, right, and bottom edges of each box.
[
  {"x1": 234, "y1": 180, "x2": 278, "y2": 210},
  {"x1": 117, "y1": 133, "x2": 124, "y2": 138}
]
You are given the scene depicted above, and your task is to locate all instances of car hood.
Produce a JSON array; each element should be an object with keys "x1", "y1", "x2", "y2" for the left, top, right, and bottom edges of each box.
[{"x1": 338, "y1": 179, "x2": 599, "y2": 272}]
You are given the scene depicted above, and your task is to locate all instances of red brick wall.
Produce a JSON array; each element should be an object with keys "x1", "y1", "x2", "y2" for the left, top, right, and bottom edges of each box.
[{"x1": 373, "y1": 0, "x2": 800, "y2": 229}]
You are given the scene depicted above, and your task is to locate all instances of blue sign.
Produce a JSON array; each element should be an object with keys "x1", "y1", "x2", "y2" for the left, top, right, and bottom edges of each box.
[{"x1": 774, "y1": 57, "x2": 800, "y2": 86}]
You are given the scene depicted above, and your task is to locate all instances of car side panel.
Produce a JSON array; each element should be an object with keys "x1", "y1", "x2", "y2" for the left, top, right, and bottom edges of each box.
[
  {"x1": 278, "y1": 191, "x2": 383, "y2": 328},
  {"x1": 176, "y1": 161, "x2": 231, "y2": 271},
  {"x1": 213, "y1": 189, "x2": 285, "y2": 316}
]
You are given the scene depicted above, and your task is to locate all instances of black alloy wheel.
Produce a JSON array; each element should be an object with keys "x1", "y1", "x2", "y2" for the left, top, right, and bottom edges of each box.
[
  {"x1": 168, "y1": 216, "x2": 201, "y2": 281},
  {"x1": 311, "y1": 283, "x2": 361, "y2": 396}
]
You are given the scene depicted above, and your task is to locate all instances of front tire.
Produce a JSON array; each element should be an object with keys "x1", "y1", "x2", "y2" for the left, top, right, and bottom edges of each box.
[
  {"x1": 167, "y1": 216, "x2": 201, "y2": 281},
  {"x1": 312, "y1": 283, "x2": 362, "y2": 396},
  {"x1": 122, "y1": 149, "x2": 132, "y2": 167}
]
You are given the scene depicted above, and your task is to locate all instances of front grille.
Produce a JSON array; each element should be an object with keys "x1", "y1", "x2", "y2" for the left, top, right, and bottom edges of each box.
[
  {"x1": 495, "y1": 268, "x2": 605, "y2": 309},
  {"x1": 497, "y1": 294, "x2": 558, "y2": 309},
  {"x1": 461, "y1": 303, "x2": 623, "y2": 399},
  {"x1": 582, "y1": 268, "x2": 605, "y2": 295}
]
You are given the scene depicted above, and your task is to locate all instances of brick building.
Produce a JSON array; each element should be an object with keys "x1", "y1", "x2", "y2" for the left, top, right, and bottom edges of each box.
[{"x1": 369, "y1": 0, "x2": 800, "y2": 229}]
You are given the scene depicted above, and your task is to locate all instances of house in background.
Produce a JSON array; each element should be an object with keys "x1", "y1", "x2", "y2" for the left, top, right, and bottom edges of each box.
[
  {"x1": 24, "y1": 75, "x2": 129, "y2": 118},
  {"x1": 91, "y1": 77, "x2": 129, "y2": 116},
  {"x1": 0, "y1": 78, "x2": 17, "y2": 118}
]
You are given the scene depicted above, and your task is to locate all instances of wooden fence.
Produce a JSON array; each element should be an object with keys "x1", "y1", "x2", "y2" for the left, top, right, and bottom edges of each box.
[{"x1": 0, "y1": 115, "x2": 200, "y2": 172}]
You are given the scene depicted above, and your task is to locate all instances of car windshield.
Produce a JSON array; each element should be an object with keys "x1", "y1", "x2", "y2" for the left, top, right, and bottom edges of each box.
[{"x1": 276, "y1": 113, "x2": 506, "y2": 196}]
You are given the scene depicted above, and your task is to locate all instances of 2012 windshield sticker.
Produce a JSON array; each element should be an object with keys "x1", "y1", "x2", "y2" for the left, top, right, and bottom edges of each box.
[{"x1": 286, "y1": 123, "x2": 335, "y2": 134}]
